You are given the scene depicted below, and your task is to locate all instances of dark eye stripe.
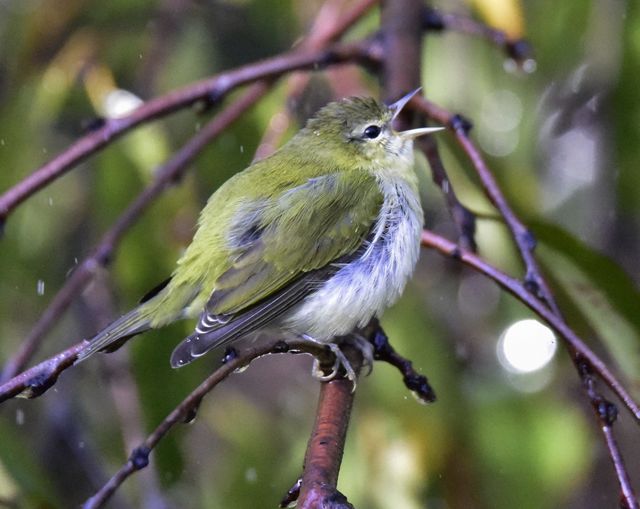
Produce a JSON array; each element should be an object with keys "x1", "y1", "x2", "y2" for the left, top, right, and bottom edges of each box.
[{"x1": 363, "y1": 125, "x2": 381, "y2": 139}]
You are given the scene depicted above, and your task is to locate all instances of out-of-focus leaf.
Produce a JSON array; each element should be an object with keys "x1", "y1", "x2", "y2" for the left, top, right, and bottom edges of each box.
[
  {"x1": 533, "y1": 220, "x2": 640, "y2": 379},
  {"x1": 613, "y1": 0, "x2": 640, "y2": 212},
  {"x1": 0, "y1": 418, "x2": 62, "y2": 506},
  {"x1": 472, "y1": 395, "x2": 591, "y2": 509}
]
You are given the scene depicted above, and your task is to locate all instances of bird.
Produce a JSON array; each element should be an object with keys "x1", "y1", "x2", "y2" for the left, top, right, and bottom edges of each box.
[{"x1": 76, "y1": 89, "x2": 442, "y2": 380}]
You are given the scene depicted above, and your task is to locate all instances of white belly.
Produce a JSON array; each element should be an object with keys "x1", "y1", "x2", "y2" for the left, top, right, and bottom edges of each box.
[{"x1": 284, "y1": 177, "x2": 423, "y2": 341}]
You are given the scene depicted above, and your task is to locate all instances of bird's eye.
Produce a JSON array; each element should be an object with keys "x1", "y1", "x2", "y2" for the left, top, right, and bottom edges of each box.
[{"x1": 363, "y1": 125, "x2": 381, "y2": 139}]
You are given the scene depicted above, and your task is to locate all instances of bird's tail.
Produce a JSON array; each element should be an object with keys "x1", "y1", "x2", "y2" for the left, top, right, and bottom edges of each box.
[{"x1": 75, "y1": 307, "x2": 153, "y2": 363}]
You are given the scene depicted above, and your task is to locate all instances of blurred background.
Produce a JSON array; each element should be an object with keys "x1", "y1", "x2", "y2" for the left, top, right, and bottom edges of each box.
[{"x1": 0, "y1": 0, "x2": 639, "y2": 507}]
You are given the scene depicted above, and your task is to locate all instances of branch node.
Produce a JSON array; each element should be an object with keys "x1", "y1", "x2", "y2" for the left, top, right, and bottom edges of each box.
[
  {"x1": 450, "y1": 114, "x2": 473, "y2": 134},
  {"x1": 595, "y1": 398, "x2": 619, "y2": 426},
  {"x1": 523, "y1": 275, "x2": 540, "y2": 295},
  {"x1": 195, "y1": 88, "x2": 224, "y2": 114},
  {"x1": 421, "y1": 8, "x2": 445, "y2": 31},
  {"x1": 371, "y1": 327, "x2": 392, "y2": 359},
  {"x1": 273, "y1": 340, "x2": 291, "y2": 354},
  {"x1": 574, "y1": 355, "x2": 592, "y2": 378},
  {"x1": 81, "y1": 116, "x2": 107, "y2": 134},
  {"x1": 404, "y1": 373, "x2": 437, "y2": 404},
  {"x1": 324, "y1": 490, "x2": 354, "y2": 509},
  {"x1": 129, "y1": 446, "x2": 150, "y2": 471},
  {"x1": 182, "y1": 399, "x2": 202, "y2": 424},
  {"x1": 506, "y1": 39, "x2": 534, "y2": 63}
]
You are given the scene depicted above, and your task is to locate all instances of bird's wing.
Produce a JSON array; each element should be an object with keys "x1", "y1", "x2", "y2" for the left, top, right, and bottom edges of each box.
[{"x1": 170, "y1": 170, "x2": 382, "y2": 366}]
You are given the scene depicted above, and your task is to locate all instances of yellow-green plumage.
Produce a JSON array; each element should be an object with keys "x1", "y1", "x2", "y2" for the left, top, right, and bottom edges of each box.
[{"x1": 77, "y1": 93, "x2": 440, "y2": 367}]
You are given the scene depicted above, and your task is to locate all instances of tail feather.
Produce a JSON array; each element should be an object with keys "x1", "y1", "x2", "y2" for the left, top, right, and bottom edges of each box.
[{"x1": 76, "y1": 308, "x2": 151, "y2": 363}]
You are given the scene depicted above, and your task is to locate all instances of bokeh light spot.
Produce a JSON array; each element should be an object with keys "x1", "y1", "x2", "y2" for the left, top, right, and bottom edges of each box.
[{"x1": 498, "y1": 319, "x2": 557, "y2": 373}]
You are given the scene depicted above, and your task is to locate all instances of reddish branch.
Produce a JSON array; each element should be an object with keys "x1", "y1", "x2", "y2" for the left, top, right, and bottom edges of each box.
[{"x1": 297, "y1": 343, "x2": 363, "y2": 509}]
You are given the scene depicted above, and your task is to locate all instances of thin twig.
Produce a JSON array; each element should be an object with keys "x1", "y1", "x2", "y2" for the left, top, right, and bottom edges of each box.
[
  {"x1": 368, "y1": 318, "x2": 436, "y2": 403},
  {"x1": 421, "y1": 6, "x2": 534, "y2": 65},
  {"x1": 82, "y1": 338, "x2": 327, "y2": 509},
  {"x1": 417, "y1": 136, "x2": 477, "y2": 251}
]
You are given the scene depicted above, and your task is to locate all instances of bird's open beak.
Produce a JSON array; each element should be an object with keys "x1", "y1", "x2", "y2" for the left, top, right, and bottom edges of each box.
[
  {"x1": 399, "y1": 126, "x2": 445, "y2": 139},
  {"x1": 388, "y1": 88, "x2": 444, "y2": 138}
]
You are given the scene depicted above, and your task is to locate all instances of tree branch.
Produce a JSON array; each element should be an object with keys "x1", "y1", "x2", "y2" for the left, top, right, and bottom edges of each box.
[
  {"x1": 412, "y1": 88, "x2": 639, "y2": 505},
  {"x1": 417, "y1": 136, "x2": 477, "y2": 251},
  {"x1": 421, "y1": 6, "x2": 534, "y2": 66},
  {"x1": 0, "y1": 39, "x2": 378, "y2": 224},
  {"x1": 421, "y1": 229, "x2": 640, "y2": 508},
  {"x1": 82, "y1": 338, "x2": 327, "y2": 509},
  {"x1": 297, "y1": 345, "x2": 361, "y2": 509}
]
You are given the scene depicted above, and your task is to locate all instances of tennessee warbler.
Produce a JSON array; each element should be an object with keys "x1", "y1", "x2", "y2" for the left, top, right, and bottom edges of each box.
[{"x1": 77, "y1": 89, "x2": 442, "y2": 376}]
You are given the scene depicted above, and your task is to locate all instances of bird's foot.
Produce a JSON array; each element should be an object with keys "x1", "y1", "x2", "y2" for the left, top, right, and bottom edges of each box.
[
  {"x1": 311, "y1": 342, "x2": 355, "y2": 384},
  {"x1": 349, "y1": 332, "x2": 374, "y2": 376},
  {"x1": 310, "y1": 335, "x2": 375, "y2": 391}
]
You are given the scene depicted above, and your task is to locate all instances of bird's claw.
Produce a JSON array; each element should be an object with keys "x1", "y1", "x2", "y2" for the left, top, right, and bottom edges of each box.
[{"x1": 310, "y1": 335, "x2": 377, "y2": 392}]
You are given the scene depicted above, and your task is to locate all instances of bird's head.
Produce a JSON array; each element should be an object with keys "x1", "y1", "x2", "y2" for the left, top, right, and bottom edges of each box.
[{"x1": 297, "y1": 89, "x2": 442, "y2": 168}]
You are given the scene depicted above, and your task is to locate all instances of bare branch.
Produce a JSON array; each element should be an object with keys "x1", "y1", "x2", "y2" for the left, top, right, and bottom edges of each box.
[
  {"x1": 0, "y1": 39, "x2": 378, "y2": 223},
  {"x1": 0, "y1": 341, "x2": 89, "y2": 403},
  {"x1": 420, "y1": 230, "x2": 640, "y2": 423},
  {"x1": 82, "y1": 338, "x2": 327, "y2": 509},
  {"x1": 368, "y1": 318, "x2": 436, "y2": 403},
  {"x1": 421, "y1": 6, "x2": 534, "y2": 65},
  {"x1": 297, "y1": 343, "x2": 362, "y2": 509},
  {"x1": 417, "y1": 136, "x2": 477, "y2": 251},
  {"x1": 412, "y1": 89, "x2": 639, "y2": 504},
  {"x1": 421, "y1": 229, "x2": 640, "y2": 509}
]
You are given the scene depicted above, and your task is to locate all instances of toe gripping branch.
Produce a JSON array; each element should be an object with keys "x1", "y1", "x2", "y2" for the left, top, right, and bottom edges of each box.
[{"x1": 314, "y1": 318, "x2": 437, "y2": 403}]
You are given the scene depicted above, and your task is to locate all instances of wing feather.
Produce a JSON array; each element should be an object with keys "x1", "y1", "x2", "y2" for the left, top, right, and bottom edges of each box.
[{"x1": 170, "y1": 170, "x2": 383, "y2": 366}]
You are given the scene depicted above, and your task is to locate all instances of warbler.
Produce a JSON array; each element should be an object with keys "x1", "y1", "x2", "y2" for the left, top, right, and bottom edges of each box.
[{"x1": 77, "y1": 89, "x2": 441, "y2": 377}]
